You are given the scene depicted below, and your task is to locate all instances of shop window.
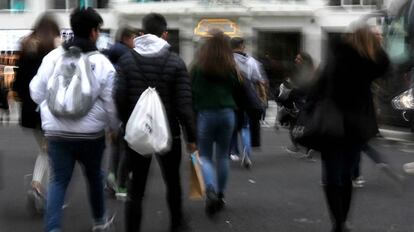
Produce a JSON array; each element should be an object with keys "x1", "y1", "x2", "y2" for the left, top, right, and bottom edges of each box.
[
  {"x1": 0, "y1": 0, "x2": 25, "y2": 10},
  {"x1": 328, "y1": 0, "x2": 378, "y2": 6},
  {"x1": 51, "y1": 0, "x2": 108, "y2": 9},
  {"x1": 256, "y1": 31, "x2": 301, "y2": 99},
  {"x1": 323, "y1": 32, "x2": 344, "y2": 61},
  {"x1": 79, "y1": 0, "x2": 109, "y2": 8},
  {"x1": 52, "y1": 0, "x2": 77, "y2": 9},
  {"x1": 133, "y1": 0, "x2": 193, "y2": 2},
  {"x1": 341, "y1": 0, "x2": 377, "y2": 6}
]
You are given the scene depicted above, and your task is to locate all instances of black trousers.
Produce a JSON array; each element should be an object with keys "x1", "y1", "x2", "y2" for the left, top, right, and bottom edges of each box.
[
  {"x1": 321, "y1": 145, "x2": 361, "y2": 232},
  {"x1": 352, "y1": 143, "x2": 386, "y2": 179},
  {"x1": 109, "y1": 128, "x2": 128, "y2": 188},
  {"x1": 125, "y1": 138, "x2": 183, "y2": 232},
  {"x1": 247, "y1": 109, "x2": 262, "y2": 147}
]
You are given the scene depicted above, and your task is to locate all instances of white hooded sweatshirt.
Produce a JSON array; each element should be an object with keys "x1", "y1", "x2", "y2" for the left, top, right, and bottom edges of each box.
[
  {"x1": 133, "y1": 34, "x2": 170, "y2": 57},
  {"x1": 234, "y1": 52, "x2": 266, "y2": 83}
]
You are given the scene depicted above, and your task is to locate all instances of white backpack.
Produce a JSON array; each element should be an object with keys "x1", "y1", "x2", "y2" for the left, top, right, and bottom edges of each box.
[
  {"x1": 124, "y1": 87, "x2": 172, "y2": 156},
  {"x1": 124, "y1": 51, "x2": 172, "y2": 156},
  {"x1": 46, "y1": 46, "x2": 98, "y2": 118}
]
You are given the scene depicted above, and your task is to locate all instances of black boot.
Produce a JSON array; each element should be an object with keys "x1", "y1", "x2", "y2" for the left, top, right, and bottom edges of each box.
[
  {"x1": 205, "y1": 186, "x2": 219, "y2": 217},
  {"x1": 217, "y1": 192, "x2": 226, "y2": 211}
]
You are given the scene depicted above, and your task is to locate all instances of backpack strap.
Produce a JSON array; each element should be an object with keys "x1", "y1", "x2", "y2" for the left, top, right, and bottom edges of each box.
[{"x1": 129, "y1": 50, "x2": 171, "y2": 89}]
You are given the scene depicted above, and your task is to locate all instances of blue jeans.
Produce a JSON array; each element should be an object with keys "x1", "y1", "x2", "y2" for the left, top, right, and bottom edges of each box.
[
  {"x1": 197, "y1": 109, "x2": 235, "y2": 194},
  {"x1": 230, "y1": 113, "x2": 252, "y2": 159},
  {"x1": 45, "y1": 137, "x2": 106, "y2": 232}
]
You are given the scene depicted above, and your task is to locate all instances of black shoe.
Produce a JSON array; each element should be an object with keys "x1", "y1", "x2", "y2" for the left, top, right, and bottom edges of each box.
[
  {"x1": 331, "y1": 223, "x2": 351, "y2": 232},
  {"x1": 170, "y1": 219, "x2": 191, "y2": 232},
  {"x1": 205, "y1": 188, "x2": 219, "y2": 217},
  {"x1": 216, "y1": 192, "x2": 226, "y2": 211}
]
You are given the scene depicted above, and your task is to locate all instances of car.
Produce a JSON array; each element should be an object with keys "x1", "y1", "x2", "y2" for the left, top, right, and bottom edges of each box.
[{"x1": 363, "y1": 0, "x2": 414, "y2": 133}]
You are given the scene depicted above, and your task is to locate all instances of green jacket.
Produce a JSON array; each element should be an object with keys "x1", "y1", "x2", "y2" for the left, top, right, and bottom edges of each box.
[{"x1": 191, "y1": 66, "x2": 240, "y2": 111}]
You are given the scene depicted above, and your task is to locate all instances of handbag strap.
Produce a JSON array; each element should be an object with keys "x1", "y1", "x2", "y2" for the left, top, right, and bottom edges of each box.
[{"x1": 130, "y1": 50, "x2": 171, "y2": 89}]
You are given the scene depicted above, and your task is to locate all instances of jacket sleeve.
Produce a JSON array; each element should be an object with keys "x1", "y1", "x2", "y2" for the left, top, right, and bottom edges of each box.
[
  {"x1": 174, "y1": 57, "x2": 197, "y2": 143},
  {"x1": 114, "y1": 58, "x2": 129, "y2": 125},
  {"x1": 29, "y1": 55, "x2": 55, "y2": 105},
  {"x1": 250, "y1": 58, "x2": 266, "y2": 83},
  {"x1": 101, "y1": 66, "x2": 121, "y2": 131}
]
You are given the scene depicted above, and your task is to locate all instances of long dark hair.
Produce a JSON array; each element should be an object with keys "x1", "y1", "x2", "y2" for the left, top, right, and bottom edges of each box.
[
  {"x1": 344, "y1": 22, "x2": 382, "y2": 62},
  {"x1": 21, "y1": 13, "x2": 60, "y2": 55},
  {"x1": 195, "y1": 29, "x2": 237, "y2": 78}
]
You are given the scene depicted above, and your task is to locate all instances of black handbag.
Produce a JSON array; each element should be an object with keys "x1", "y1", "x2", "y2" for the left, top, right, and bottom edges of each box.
[
  {"x1": 292, "y1": 98, "x2": 344, "y2": 151},
  {"x1": 234, "y1": 67, "x2": 264, "y2": 111}
]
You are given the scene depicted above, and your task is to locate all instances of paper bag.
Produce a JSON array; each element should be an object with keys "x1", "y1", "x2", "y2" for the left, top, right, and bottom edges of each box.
[{"x1": 189, "y1": 152, "x2": 205, "y2": 200}]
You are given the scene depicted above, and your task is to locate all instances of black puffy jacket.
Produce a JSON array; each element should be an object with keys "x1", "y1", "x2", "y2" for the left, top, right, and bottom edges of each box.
[{"x1": 115, "y1": 49, "x2": 196, "y2": 143}]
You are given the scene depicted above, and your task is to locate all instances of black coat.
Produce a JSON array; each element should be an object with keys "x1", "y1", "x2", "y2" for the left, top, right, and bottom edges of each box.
[
  {"x1": 115, "y1": 50, "x2": 196, "y2": 143},
  {"x1": 106, "y1": 42, "x2": 130, "y2": 65},
  {"x1": 311, "y1": 42, "x2": 390, "y2": 145},
  {"x1": 13, "y1": 47, "x2": 48, "y2": 129}
]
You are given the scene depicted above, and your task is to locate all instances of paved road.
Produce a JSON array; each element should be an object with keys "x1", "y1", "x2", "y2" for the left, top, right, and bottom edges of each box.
[{"x1": 1, "y1": 124, "x2": 414, "y2": 232}]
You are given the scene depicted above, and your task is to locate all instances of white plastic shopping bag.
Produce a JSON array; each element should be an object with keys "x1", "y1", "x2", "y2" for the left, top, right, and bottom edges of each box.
[{"x1": 124, "y1": 87, "x2": 172, "y2": 156}]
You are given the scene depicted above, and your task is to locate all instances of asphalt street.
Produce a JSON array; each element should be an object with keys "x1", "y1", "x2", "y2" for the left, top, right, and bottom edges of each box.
[{"x1": 1, "y1": 124, "x2": 414, "y2": 232}]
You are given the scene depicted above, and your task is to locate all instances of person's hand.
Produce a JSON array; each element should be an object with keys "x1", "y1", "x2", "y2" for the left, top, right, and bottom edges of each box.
[{"x1": 186, "y1": 143, "x2": 197, "y2": 154}]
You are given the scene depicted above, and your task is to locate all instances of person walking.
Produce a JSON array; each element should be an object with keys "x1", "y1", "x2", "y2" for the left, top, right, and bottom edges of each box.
[
  {"x1": 105, "y1": 26, "x2": 136, "y2": 199},
  {"x1": 191, "y1": 30, "x2": 241, "y2": 216},
  {"x1": 279, "y1": 52, "x2": 316, "y2": 160},
  {"x1": 229, "y1": 36, "x2": 266, "y2": 168},
  {"x1": 106, "y1": 26, "x2": 136, "y2": 66},
  {"x1": 310, "y1": 23, "x2": 390, "y2": 232},
  {"x1": 350, "y1": 25, "x2": 403, "y2": 188},
  {"x1": 12, "y1": 13, "x2": 60, "y2": 214},
  {"x1": 29, "y1": 7, "x2": 119, "y2": 232},
  {"x1": 114, "y1": 13, "x2": 197, "y2": 232}
]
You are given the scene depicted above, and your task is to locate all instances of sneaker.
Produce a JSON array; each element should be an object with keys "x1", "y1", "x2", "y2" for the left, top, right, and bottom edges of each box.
[
  {"x1": 241, "y1": 153, "x2": 252, "y2": 169},
  {"x1": 403, "y1": 162, "x2": 414, "y2": 175},
  {"x1": 229, "y1": 154, "x2": 240, "y2": 162},
  {"x1": 285, "y1": 144, "x2": 300, "y2": 154},
  {"x1": 299, "y1": 149, "x2": 317, "y2": 162},
  {"x1": 27, "y1": 187, "x2": 46, "y2": 214},
  {"x1": 92, "y1": 214, "x2": 116, "y2": 232},
  {"x1": 352, "y1": 176, "x2": 365, "y2": 188},
  {"x1": 115, "y1": 187, "x2": 127, "y2": 201},
  {"x1": 107, "y1": 173, "x2": 117, "y2": 189},
  {"x1": 105, "y1": 173, "x2": 118, "y2": 196}
]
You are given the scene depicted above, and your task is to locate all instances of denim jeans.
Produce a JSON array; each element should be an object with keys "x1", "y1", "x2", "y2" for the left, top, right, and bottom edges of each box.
[
  {"x1": 230, "y1": 113, "x2": 252, "y2": 159},
  {"x1": 197, "y1": 109, "x2": 235, "y2": 194},
  {"x1": 45, "y1": 137, "x2": 106, "y2": 232}
]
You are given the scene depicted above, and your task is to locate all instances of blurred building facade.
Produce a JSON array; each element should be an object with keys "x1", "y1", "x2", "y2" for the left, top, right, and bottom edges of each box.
[{"x1": 0, "y1": 0, "x2": 388, "y2": 101}]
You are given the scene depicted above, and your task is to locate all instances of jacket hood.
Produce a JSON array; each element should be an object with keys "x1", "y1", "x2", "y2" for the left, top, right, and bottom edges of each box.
[
  {"x1": 133, "y1": 34, "x2": 170, "y2": 57},
  {"x1": 234, "y1": 52, "x2": 249, "y2": 64}
]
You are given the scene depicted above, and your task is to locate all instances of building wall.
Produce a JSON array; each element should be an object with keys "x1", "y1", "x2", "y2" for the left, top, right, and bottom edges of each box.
[{"x1": 0, "y1": 0, "x2": 380, "y2": 63}]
